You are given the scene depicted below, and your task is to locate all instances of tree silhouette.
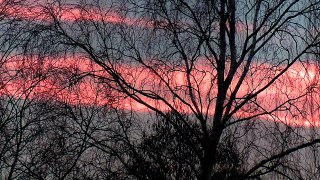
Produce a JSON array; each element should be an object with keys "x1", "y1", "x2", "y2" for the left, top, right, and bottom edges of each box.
[{"x1": 2, "y1": 0, "x2": 320, "y2": 179}]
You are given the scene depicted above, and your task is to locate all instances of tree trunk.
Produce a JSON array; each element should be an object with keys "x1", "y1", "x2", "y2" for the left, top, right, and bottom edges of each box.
[
  {"x1": 201, "y1": 164, "x2": 214, "y2": 180},
  {"x1": 200, "y1": 128, "x2": 223, "y2": 180}
]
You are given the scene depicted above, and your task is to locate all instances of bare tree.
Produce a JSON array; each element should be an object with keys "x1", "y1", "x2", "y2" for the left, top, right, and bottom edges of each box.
[{"x1": 2, "y1": 0, "x2": 320, "y2": 179}]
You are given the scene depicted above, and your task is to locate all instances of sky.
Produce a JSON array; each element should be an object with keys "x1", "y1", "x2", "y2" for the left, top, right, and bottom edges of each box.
[
  {"x1": 1, "y1": 1, "x2": 320, "y2": 128},
  {"x1": 2, "y1": 55, "x2": 319, "y2": 128}
]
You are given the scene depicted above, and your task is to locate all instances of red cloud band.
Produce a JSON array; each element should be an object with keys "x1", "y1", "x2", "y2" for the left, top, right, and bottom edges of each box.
[{"x1": 1, "y1": 55, "x2": 319, "y2": 127}]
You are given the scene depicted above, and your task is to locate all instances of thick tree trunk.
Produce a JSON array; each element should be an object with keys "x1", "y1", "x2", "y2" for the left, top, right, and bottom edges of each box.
[
  {"x1": 200, "y1": 128, "x2": 223, "y2": 180},
  {"x1": 201, "y1": 164, "x2": 214, "y2": 180}
]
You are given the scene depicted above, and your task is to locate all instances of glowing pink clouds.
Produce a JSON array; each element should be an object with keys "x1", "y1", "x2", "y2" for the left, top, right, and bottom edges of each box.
[
  {"x1": 1, "y1": 55, "x2": 320, "y2": 127},
  {"x1": 0, "y1": 2, "x2": 318, "y2": 128}
]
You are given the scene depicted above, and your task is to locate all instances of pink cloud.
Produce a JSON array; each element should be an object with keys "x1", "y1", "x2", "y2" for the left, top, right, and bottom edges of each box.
[
  {"x1": 1, "y1": 55, "x2": 320, "y2": 128},
  {"x1": 0, "y1": 2, "x2": 315, "y2": 127}
]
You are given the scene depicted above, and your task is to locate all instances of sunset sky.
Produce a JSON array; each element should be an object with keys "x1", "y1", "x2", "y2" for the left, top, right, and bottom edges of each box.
[{"x1": 1, "y1": 1, "x2": 319, "y2": 128}]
